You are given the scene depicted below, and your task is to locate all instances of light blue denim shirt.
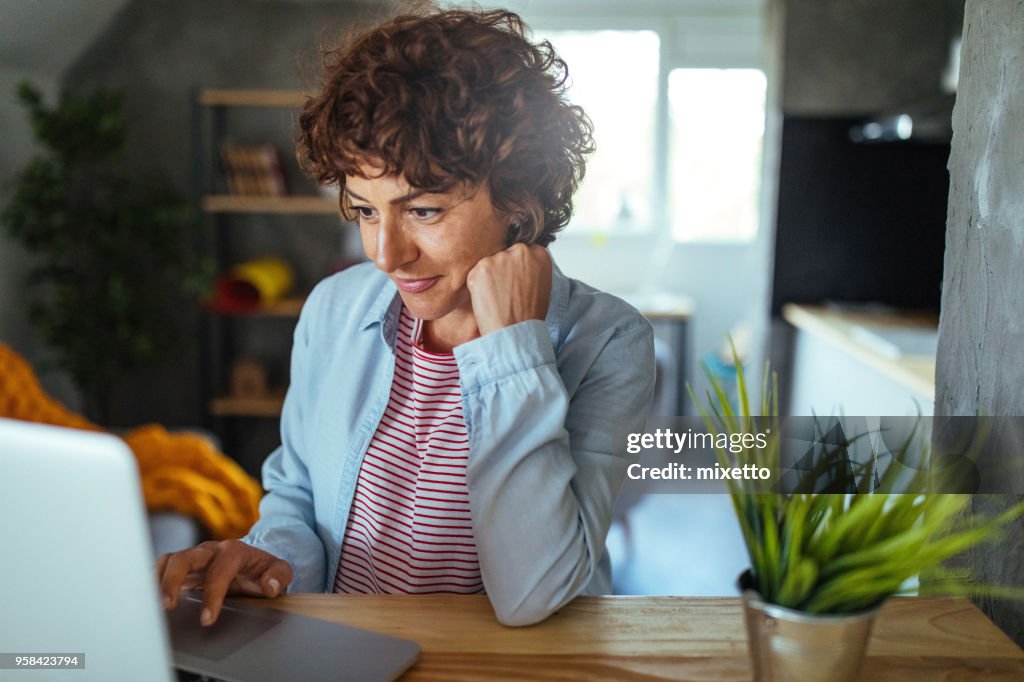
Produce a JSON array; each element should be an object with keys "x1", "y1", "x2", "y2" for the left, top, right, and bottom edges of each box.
[{"x1": 242, "y1": 260, "x2": 655, "y2": 626}]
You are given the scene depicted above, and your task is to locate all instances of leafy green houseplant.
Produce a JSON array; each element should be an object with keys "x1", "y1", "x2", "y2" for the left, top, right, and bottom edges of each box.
[
  {"x1": 2, "y1": 82, "x2": 209, "y2": 423},
  {"x1": 691, "y1": 349, "x2": 1024, "y2": 680}
]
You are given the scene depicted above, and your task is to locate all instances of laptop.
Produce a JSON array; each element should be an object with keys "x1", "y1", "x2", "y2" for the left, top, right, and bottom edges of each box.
[{"x1": 0, "y1": 418, "x2": 420, "y2": 681}]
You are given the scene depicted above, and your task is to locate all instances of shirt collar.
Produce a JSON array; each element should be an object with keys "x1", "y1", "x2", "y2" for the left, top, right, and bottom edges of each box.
[
  {"x1": 359, "y1": 275, "x2": 402, "y2": 347},
  {"x1": 359, "y1": 258, "x2": 570, "y2": 349}
]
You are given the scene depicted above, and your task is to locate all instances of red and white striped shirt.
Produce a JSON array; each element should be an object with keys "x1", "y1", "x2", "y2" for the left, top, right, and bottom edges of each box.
[{"x1": 334, "y1": 306, "x2": 482, "y2": 594}]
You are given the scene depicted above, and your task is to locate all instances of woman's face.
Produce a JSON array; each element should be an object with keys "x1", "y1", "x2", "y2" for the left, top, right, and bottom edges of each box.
[{"x1": 345, "y1": 165, "x2": 509, "y2": 326}]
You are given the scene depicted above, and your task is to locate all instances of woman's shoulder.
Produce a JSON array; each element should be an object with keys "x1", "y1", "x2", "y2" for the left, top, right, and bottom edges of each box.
[
  {"x1": 553, "y1": 271, "x2": 656, "y2": 403},
  {"x1": 558, "y1": 272, "x2": 652, "y2": 341}
]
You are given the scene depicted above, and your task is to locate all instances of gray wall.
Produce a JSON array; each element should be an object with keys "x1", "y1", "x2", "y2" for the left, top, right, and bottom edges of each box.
[
  {"x1": 935, "y1": 0, "x2": 1024, "y2": 645},
  {"x1": 0, "y1": 73, "x2": 84, "y2": 412},
  {"x1": 1, "y1": 0, "x2": 129, "y2": 413},
  {"x1": 783, "y1": 0, "x2": 962, "y2": 115}
]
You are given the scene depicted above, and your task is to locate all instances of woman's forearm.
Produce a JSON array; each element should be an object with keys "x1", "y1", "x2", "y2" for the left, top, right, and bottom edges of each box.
[{"x1": 457, "y1": 319, "x2": 654, "y2": 626}]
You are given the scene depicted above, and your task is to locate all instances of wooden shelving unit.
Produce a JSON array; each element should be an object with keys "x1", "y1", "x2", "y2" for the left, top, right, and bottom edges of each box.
[
  {"x1": 202, "y1": 195, "x2": 337, "y2": 214},
  {"x1": 209, "y1": 391, "x2": 286, "y2": 417},
  {"x1": 206, "y1": 296, "x2": 306, "y2": 318},
  {"x1": 247, "y1": 296, "x2": 305, "y2": 318},
  {"x1": 195, "y1": 87, "x2": 348, "y2": 451},
  {"x1": 199, "y1": 89, "x2": 310, "y2": 108}
]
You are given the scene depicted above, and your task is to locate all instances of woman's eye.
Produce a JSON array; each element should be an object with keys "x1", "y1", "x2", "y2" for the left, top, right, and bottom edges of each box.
[
  {"x1": 354, "y1": 206, "x2": 377, "y2": 220},
  {"x1": 410, "y1": 207, "x2": 441, "y2": 220}
]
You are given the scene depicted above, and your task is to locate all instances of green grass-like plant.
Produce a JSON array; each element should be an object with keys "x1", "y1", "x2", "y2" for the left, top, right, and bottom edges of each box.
[{"x1": 690, "y1": 343, "x2": 1024, "y2": 614}]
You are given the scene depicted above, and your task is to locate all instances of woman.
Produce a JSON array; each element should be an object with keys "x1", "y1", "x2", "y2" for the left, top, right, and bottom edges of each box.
[{"x1": 158, "y1": 5, "x2": 655, "y2": 627}]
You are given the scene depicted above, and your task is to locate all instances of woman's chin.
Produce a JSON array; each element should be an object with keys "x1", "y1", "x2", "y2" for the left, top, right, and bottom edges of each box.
[
  {"x1": 397, "y1": 294, "x2": 450, "y2": 322},
  {"x1": 397, "y1": 287, "x2": 471, "y2": 324}
]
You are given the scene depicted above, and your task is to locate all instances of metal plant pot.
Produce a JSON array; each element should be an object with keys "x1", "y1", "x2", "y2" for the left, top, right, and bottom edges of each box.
[{"x1": 738, "y1": 570, "x2": 881, "y2": 682}]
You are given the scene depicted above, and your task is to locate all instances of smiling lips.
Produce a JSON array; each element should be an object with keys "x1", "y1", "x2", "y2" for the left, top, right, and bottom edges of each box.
[{"x1": 394, "y1": 276, "x2": 440, "y2": 293}]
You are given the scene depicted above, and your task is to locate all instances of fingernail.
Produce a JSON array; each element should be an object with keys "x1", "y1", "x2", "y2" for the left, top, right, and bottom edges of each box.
[
  {"x1": 163, "y1": 594, "x2": 172, "y2": 609},
  {"x1": 268, "y1": 578, "x2": 280, "y2": 595},
  {"x1": 200, "y1": 608, "x2": 213, "y2": 626}
]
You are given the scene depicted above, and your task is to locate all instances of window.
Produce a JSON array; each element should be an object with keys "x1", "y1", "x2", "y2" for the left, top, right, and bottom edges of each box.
[
  {"x1": 535, "y1": 13, "x2": 766, "y2": 243},
  {"x1": 534, "y1": 30, "x2": 660, "y2": 234},
  {"x1": 668, "y1": 68, "x2": 767, "y2": 241}
]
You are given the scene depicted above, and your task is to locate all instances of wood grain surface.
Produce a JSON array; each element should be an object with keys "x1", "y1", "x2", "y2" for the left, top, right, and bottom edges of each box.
[{"x1": 243, "y1": 594, "x2": 1023, "y2": 681}]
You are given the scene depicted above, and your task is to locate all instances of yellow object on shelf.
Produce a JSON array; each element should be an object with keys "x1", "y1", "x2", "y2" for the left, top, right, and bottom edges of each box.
[
  {"x1": 0, "y1": 342, "x2": 262, "y2": 539},
  {"x1": 214, "y1": 256, "x2": 295, "y2": 313}
]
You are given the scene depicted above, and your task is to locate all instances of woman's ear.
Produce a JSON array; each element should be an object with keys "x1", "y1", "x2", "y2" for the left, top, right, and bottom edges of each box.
[{"x1": 504, "y1": 216, "x2": 528, "y2": 247}]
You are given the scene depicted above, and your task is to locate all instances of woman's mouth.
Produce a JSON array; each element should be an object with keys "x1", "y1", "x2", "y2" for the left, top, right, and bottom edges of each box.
[{"x1": 394, "y1": 276, "x2": 440, "y2": 293}]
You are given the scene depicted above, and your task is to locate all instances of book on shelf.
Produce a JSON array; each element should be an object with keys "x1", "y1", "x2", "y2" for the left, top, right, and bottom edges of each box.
[{"x1": 219, "y1": 142, "x2": 288, "y2": 197}]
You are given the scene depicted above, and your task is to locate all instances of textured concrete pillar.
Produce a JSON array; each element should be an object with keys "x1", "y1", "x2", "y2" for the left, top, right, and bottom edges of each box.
[{"x1": 935, "y1": 0, "x2": 1024, "y2": 645}]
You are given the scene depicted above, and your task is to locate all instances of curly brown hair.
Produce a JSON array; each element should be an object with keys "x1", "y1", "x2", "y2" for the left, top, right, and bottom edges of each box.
[{"x1": 297, "y1": 5, "x2": 593, "y2": 246}]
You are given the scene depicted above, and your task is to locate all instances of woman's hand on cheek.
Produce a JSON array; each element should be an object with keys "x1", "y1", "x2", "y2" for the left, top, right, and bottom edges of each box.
[{"x1": 466, "y1": 243, "x2": 552, "y2": 336}]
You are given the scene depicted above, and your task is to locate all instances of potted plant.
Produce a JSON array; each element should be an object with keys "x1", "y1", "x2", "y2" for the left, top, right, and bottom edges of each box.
[
  {"x1": 2, "y1": 82, "x2": 210, "y2": 424},
  {"x1": 692, "y1": 350, "x2": 1024, "y2": 682}
]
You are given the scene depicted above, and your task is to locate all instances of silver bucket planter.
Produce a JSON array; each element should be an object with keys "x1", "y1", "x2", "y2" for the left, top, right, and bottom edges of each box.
[{"x1": 738, "y1": 570, "x2": 881, "y2": 682}]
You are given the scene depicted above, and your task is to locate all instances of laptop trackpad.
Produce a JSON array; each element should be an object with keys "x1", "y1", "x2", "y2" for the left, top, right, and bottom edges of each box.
[
  {"x1": 167, "y1": 591, "x2": 421, "y2": 682},
  {"x1": 167, "y1": 595, "x2": 283, "y2": 661}
]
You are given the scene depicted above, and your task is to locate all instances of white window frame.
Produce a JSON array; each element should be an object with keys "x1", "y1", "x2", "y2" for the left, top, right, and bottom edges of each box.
[{"x1": 524, "y1": 2, "x2": 766, "y2": 245}]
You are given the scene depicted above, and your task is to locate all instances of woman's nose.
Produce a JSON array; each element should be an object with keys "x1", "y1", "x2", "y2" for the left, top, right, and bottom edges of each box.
[{"x1": 374, "y1": 213, "x2": 417, "y2": 273}]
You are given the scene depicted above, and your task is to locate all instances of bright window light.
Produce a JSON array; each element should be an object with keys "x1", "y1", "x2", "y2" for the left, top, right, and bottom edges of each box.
[
  {"x1": 536, "y1": 30, "x2": 660, "y2": 233},
  {"x1": 668, "y1": 68, "x2": 767, "y2": 242}
]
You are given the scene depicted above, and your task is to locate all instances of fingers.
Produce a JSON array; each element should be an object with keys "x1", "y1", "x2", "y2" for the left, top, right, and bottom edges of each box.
[
  {"x1": 199, "y1": 540, "x2": 248, "y2": 626},
  {"x1": 226, "y1": 557, "x2": 293, "y2": 598},
  {"x1": 156, "y1": 540, "x2": 292, "y2": 627},
  {"x1": 466, "y1": 243, "x2": 552, "y2": 335},
  {"x1": 468, "y1": 243, "x2": 550, "y2": 288},
  {"x1": 515, "y1": 241, "x2": 550, "y2": 260},
  {"x1": 181, "y1": 572, "x2": 206, "y2": 590},
  {"x1": 259, "y1": 558, "x2": 294, "y2": 598},
  {"x1": 198, "y1": 541, "x2": 292, "y2": 626},
  {"x1": 156, "y1": 552, "x2": 170, "y2": 579},
  {"x1": 502, "y1": 241, "x2": 549, "y2": 263},
  {"x1": 158, "y1": 542, "x2": 217, "y2": 610}
]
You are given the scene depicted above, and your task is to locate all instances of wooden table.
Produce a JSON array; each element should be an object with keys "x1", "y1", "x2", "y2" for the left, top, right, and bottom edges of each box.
[{"x1": 250, "y1": 594, "x2": 1024, "y2": 680}]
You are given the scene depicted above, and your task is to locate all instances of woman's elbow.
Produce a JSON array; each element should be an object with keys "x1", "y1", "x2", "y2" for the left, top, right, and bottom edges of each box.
[
  {"x1": 488, "y1": 578, "x2": 585, "y2": 627},
  {"x1": 492, "y1": 598, "x2": 559, "y2": 627}
]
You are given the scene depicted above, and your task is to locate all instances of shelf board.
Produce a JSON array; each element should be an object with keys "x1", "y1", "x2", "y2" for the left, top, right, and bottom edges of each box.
[
  {"x1": 209, "y1": 392, "x2": 285, "y2": 417},
  {"x1": 254, "y1": 297, "x2": 305, "y2": 317},
  {"x1": 202, "y1": 195, "x2": 339, "y2": 214},
  {"x1": 205, "y1": 297, "x2": 306, "y2": 318},
  {"x1": 199, "y1": 89, "x2": 308, "y2": 107}
]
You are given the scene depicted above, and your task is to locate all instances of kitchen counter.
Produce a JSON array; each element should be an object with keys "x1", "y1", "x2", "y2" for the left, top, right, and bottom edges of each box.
[{"x1": 781, "y1": 303, "x2": 938, "y2": 415}]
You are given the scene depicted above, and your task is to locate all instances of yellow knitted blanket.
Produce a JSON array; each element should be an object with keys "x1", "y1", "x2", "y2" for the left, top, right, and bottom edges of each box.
[{"x1": 0, "y1": 342, "x2": 262, "y2": 539}]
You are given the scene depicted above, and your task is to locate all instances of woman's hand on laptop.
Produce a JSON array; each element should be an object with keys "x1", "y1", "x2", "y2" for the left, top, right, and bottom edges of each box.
[{"x1": 156, "y1": 540, "x2": 293, "y2": 626}]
